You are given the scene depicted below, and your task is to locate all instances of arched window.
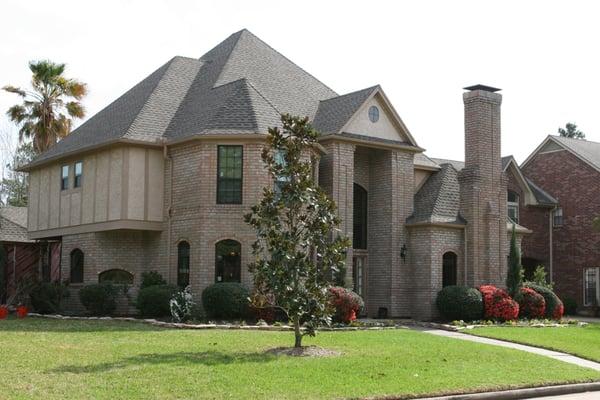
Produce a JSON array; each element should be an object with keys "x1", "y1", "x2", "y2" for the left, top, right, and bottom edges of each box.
[
  {"x1": 442, "y1": 252, "x2": 457, "y2": 287},
  {"x1": 70, "y1": 249, "x2": 84, "y2": 283},
  {"x1": 99, "y1": 269, "x2": 134, "y2": 285},
  {"x1": 177, "y1": 241, "x2": 190, "y2": 287},
  {"x1": 507, "y1": 190, "x2": 520, "y2": 223},
  {"x1": 215, "y1": 239, "x2": 241, "y2": 283},
  {"x1": 353, "y1": 183, "x2": 368, "y2": 249}
]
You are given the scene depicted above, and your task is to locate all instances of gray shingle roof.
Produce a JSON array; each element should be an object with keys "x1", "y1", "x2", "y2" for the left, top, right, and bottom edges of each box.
[
  {"x1": 0, "y1": 206, "x2": 31, "y2": 243},
  {"x1": 312, "y1": 86, "x2": 378, "y2": 135},
  {"x1": 27, "y1": 29, "x2": 339, "y2": 168},
  {"x1": 407, "y1": 164, "x2": 466, "y2": 225},
  {"x1": 552, "y1": 135, "x2": 600, "y2": 171},
  {"x1": 525, "y1": 177, "x2": 558, "y2": 205},
  {"x1": 430, "y1": 158, "x2": 465, "y2": 172},
  {"x1": 414, "y1": 153, "x2": 440, "y2": 169}
]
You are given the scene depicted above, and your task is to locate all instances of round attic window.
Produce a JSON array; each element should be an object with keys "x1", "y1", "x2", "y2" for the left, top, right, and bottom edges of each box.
[{"x1": 368, "y1": 106, "x2": 379, "y2": 123}]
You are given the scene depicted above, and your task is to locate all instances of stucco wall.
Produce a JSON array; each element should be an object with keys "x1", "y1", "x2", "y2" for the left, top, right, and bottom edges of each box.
[{"x1": 28, "y1": 146, "x2": 164, "y2": 236}]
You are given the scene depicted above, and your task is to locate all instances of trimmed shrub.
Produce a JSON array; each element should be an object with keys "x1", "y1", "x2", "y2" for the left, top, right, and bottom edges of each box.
[
  {"x1": 140, "y1": 271, "x2": 167, "y2": 289},
  {"x1": 563, "y1": 297, "x2": 577, "y2": 315},
  {"x1": 515, "y1": 287, "x2": 546, "y2": 319},
  {"x1": 478, "y1": 285, "x2": 519, "y2": 321},
  {"x1": 436, "y1": 285, "x2": 484, "y2": 321},
  {"x1": 201, "y1": 283, "x2": 250, "y2": 319},
  {"x1": 136, "y1": 284, "x2": 179, "y2": 317},
  {"x1": 329, "y1": 286, "x2": 364, "y2": 323},
  {"x1": 524, "y1": 283, "x2": 564, "y2": 320},
  {"x1": 29, "y1": 281, "x2": 70, "y2": 314},
  {"x1": 79, "y1": 283, "x2": 118, "y2": 316}
]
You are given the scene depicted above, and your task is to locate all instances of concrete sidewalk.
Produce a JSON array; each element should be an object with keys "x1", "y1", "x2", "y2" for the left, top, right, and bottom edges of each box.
[{"x1": 414, "y1": 327, "x2": 600, "y2": 372}]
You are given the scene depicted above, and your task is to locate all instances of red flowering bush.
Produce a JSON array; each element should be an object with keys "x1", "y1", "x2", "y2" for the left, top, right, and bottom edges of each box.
[
  {"x1": 553, "y1": 302, "x2": 565, "y2": 320},
  {"x1": 16, "y1": 305, "x2": 28, "y2": 319},
  {"x1": 0, "y1": 306, "x2": 8, "y2": 320},
  {"x1": 329, "y1": 286, "x2": 364, "y2": 324},
  {"x1": 478, "y1": 285, "x2": 519, "y2": 321},
  {"x1": 516, "y1": 287, "x2": 546, "y2": 319}
]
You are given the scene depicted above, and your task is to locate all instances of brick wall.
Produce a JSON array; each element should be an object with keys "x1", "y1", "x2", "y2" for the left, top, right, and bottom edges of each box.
[
  {"x1": 459, "y1": 89, "x2": 507, "y2": 288},
  {"x1": 522, "y1": 148, "x2": 600, "y2": 308}
]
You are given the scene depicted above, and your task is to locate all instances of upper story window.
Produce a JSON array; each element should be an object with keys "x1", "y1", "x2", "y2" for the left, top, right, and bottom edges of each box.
[
  {"x1": 274, "y1": 149, "x2": 289, "y2": 195},
  {"x1": 217, "y1": 145, "x2": 243, "y2": 204},
  {"x1": 368, "y1": 106, "x2": 379, "y2": 123},
  {"x1": 353, "y1": 183, "x2": 368, "y2": 249},
  {"x1": 61, "y1": 165, "x2": 69, "y2": 190},
  {"x1": 553, "y1": 207, "x2": 564, "y2": 227},
  {"x1": 74, "y1": 161, "x2": 83, "y2": 188},
  {"x1": 507, "y1": 190, "x2": 519, "y2": 224}
]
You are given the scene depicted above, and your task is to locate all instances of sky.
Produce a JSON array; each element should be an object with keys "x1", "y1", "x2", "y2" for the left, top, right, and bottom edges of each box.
[{"x1": 1, "y1": 0, "x2": 599, "y2": 171}]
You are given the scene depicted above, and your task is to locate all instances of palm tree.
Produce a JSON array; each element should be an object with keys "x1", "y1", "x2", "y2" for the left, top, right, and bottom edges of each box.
[{"x1": 3, "y1": 60, "x2": 87, "y2": 154}]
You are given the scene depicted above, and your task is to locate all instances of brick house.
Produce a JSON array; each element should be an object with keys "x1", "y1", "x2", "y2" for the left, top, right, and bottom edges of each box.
[
  {"x1": 21, "y1": 30, "x2": 521, "y2": 319},
  {"x1": 509, "y1": 136, "x2": 600, "y2": 312}
]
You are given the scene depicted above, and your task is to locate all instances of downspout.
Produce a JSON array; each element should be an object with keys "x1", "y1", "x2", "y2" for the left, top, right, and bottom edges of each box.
[
  {"x1": 164, "y1": 141, "x2": 174, "y2": 284},
  {"x1": 549, "y1": 205, "x2": 556, "y2": 283}
]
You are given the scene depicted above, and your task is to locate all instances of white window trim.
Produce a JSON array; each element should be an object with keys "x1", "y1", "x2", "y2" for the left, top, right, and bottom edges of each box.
[{"x1": 583, "y1": 267, "x2": 600, "y2": 306}]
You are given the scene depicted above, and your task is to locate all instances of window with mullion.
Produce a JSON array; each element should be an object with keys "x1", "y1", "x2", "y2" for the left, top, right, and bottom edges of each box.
[{"x1": 217, "y1": 145, "x2": 243, "y2": 204}]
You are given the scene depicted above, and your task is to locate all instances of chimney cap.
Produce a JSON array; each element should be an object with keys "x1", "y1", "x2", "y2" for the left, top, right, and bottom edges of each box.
[{"x1": 463, "y1": 84, "x2": 501, "y2": 93}]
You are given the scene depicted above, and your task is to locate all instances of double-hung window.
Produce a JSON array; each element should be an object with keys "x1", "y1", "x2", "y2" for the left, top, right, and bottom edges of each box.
[
  {"x1": 74, "y1": 161, "x2": 83, "y2": 188},
  {"x1": 553, "y1": 207, "x2": 564, "y2": 227},
  {"x1": 61, "y1": 165, "x2": 69, "y2": 190},
  {"x1": 274, "y1": 149, "x2": 289, "y2": 196},
  {"x1": 217, "y1": 145, "x2": 243, "y2": 204},
  {"x1": 584, "y1": 268, "x2": 600, "y2": 306}
]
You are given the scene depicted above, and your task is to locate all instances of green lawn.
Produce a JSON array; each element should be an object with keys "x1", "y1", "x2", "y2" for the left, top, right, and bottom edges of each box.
[
  {"x1": 0, "y1": 318, "x2": 598, "y2": 399},
  {"x1": 469, "y1": 323, "x2": 600, "y2": 363}
]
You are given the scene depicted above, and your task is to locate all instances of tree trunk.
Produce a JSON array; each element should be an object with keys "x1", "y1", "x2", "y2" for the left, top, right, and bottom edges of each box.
[{"x1": 293, "y1": 317, "x2": 302, "y2": 348}]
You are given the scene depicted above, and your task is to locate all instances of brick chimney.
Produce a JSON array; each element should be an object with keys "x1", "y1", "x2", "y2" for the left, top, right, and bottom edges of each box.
[{"x1": 459, "y1": 85, "x2": 507, "y2": 288}]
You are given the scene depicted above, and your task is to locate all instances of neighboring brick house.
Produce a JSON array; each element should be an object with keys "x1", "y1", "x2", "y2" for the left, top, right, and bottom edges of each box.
[
  {"x1": 513, "y1": 136, "x2": 600, "y2": 312},
  {"x1": 21, "y1": 29, "x2": 521, "y2": 319},
  {"x1": 0, "y1": 206, "x2": 60, "y2": 302}
]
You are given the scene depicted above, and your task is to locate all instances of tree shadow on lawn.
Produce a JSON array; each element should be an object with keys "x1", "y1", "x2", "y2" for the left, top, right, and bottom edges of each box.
[{"x1": 50, "y1": 350, "x2": 278, "y2": 374}]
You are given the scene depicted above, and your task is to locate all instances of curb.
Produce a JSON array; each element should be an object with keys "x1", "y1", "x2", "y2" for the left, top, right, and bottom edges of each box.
[{"x1": 415, "y1": 381, "x2": 600, "y2": 400}]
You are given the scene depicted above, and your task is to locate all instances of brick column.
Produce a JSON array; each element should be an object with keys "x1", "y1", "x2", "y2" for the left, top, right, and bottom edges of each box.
[{"x1": 319, "y1": 141, "x2": 355, "y2": 285}]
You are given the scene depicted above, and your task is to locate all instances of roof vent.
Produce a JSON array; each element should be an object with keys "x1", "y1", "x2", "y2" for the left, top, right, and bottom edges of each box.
[{"x1": 463, "y1": 84, "x2": 501, "y2": 93}]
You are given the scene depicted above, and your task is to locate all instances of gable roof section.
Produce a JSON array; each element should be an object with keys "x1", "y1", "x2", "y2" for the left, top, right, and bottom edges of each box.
[
  {"x1": 406, "y1": 163, "x2": 466, "y2": 226},
  {"x1": 522, "y1": 135, "x2": 600, "y2": 173},
  {"x1": 312, "y1": 86, "x2": 378, "y2": 135}
]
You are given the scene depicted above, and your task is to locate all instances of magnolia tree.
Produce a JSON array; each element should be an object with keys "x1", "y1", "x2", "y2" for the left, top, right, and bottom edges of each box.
[{"x1": 244, "y1": 114, "x2": 350, "y2": 348}]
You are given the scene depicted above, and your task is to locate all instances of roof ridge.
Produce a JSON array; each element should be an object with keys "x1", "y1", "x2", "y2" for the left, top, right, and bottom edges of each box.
[
  {"x1": 244, "y1": 79, "x2": 281, "y2": 115},
  {"x1": 319, "y1": 85, "x2": 379, "y2": 104},
  {"x1": 235, "y1": 29, "x2": 338, "y2": 97}
]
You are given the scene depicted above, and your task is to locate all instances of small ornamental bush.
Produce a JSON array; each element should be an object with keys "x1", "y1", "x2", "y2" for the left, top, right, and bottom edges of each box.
[
  {"x1": 329, "y1": 286, "x2": 364, "y2": 324},
  {"x1": 478, "y1": 285, "x2": 519, "y2": 321},
  {"x1": 170, "y1": 286, "x2": 195, "y2": 323},
  {"x1": 201, "y1": 283, "x2": 250, "y2": 319},
  {"x1": 29, "y1": 281, "x2": 70, "y2": 314},
  {"x1": 136, "y1": 284, "x2": 179, "y2": 317},
  {"x1": 524, "y1": 283, "x2": 564, "y2": 320},
  {"x1": 140, "y1": 271, "x2": 167, "y2": 289},
  {"x1": 516, "y1": 287, "x2": 546, "y2": 319},
  {"x1": 436, "y1": 286, "x2": 484, "y2": 321},
  {"x1": 79, "y1": 283, "x2": 118, "y2": 316}
]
